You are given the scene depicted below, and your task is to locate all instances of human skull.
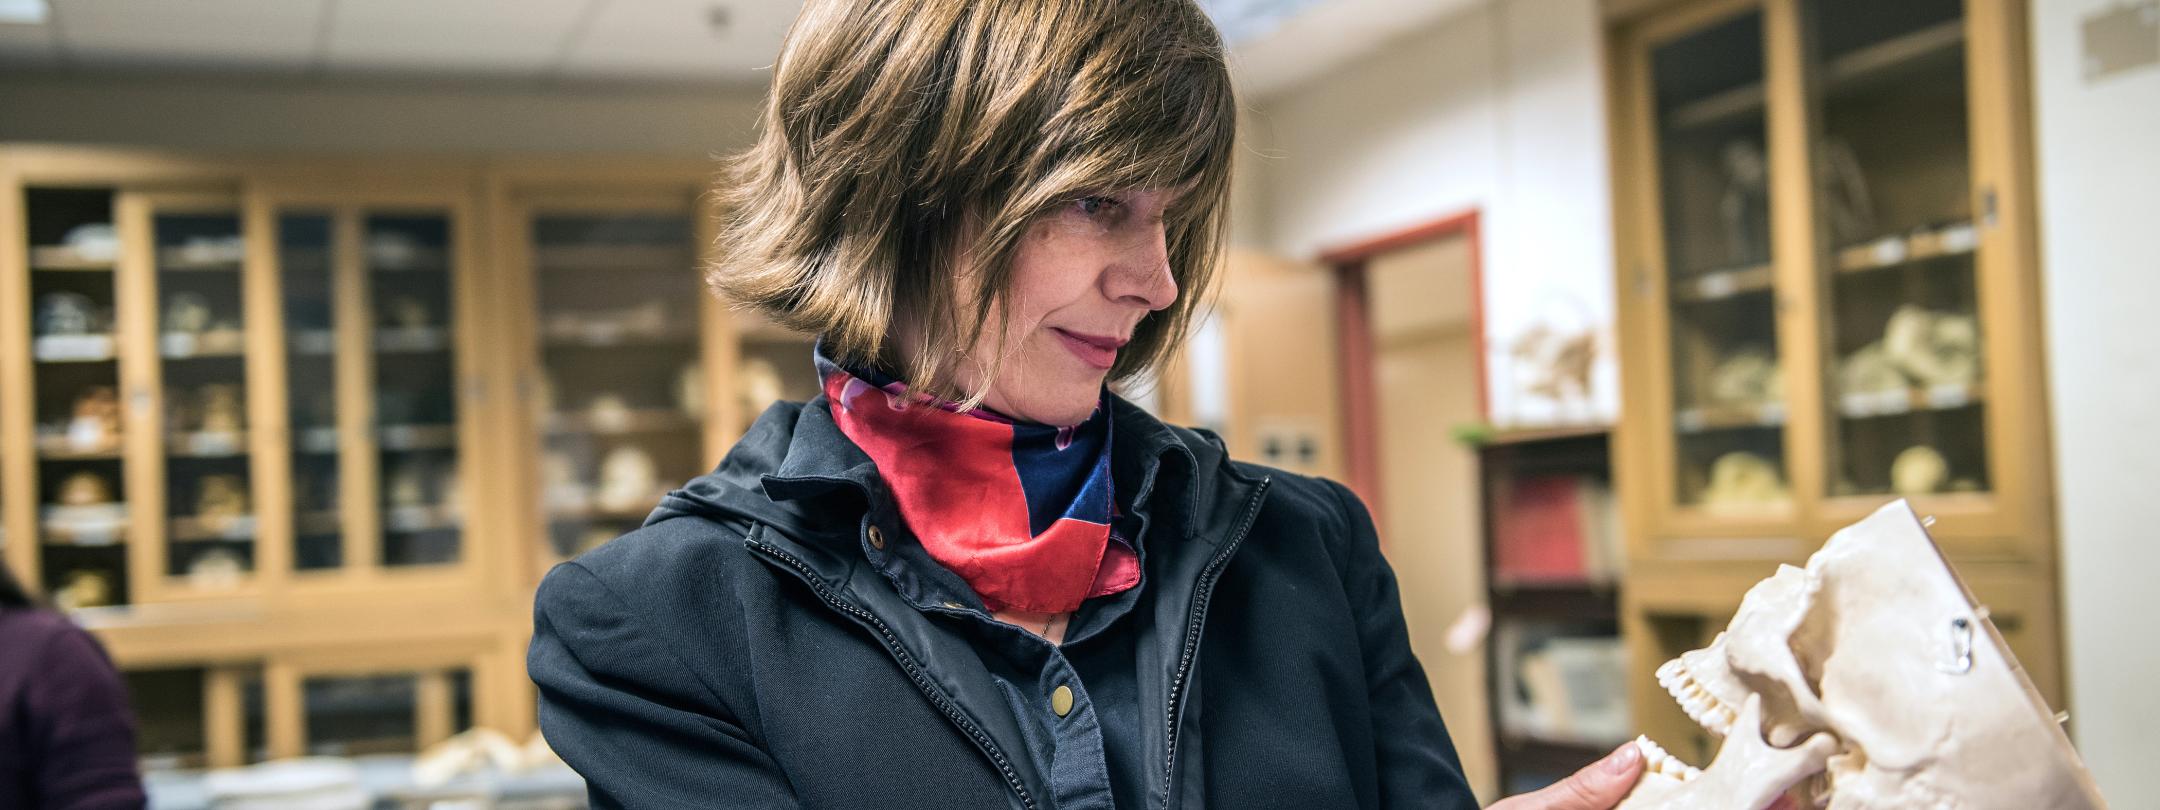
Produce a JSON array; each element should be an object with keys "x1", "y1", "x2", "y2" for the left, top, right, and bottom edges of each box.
[{"x1": 1619, "y1": 500, "x2": 2106, "y2": 809}]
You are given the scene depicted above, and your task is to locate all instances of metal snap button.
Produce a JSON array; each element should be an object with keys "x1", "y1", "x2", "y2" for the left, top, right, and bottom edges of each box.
[
  {"x1": 1051, "y1": 685, "x2": 1074, "y2": 717},
  {"x1": 866, "y1": 525, "x2": 886, "y2": 550}
]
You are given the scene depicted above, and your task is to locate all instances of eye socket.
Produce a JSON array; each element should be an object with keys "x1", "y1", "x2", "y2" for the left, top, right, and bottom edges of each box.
[{"x1": 1070, "y1": 195, "x2": 1123, "y2": 217}]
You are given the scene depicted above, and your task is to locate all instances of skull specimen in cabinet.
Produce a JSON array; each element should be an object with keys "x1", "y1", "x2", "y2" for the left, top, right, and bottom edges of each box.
[{"x1": 1617, "y1": 500, "x2": 2106, "y2": 810}]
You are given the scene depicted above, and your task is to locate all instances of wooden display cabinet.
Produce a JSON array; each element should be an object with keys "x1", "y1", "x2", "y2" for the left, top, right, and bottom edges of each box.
[
  {"x1": 0, "y1": 146, "x2": 806, "y2": 773},
  {"x1": 1605, "y1": 0, "x2": 2063, "y2": 743},
  {"x1": 485, "y1": 158, "x2": 818, "y2": 586}
]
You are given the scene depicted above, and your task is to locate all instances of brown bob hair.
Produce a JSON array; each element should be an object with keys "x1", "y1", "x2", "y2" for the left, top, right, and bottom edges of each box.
[{"x1": 705, "y1": 0, "x2": 1238, "y2": 405}]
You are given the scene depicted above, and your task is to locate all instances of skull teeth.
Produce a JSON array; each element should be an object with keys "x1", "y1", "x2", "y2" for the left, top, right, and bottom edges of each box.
[
  {"x1": 1656, "y1": 658, "x2": 1737, "y2": 739},
  {"x1": 1633, "y1": 735, "x2": 1702, "y2": 783}
]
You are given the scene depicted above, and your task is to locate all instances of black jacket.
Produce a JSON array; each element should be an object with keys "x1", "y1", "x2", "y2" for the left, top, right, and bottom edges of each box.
[{"x1": 528, "y1": 393, "x2": 1475, "y2": 810}]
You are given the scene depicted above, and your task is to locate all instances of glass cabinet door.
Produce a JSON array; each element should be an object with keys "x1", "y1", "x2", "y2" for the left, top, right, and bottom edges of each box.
[
  {"x1": 271, "y1": 205, "x2": 467, "y2": 576},
  {"x1": 279, "y1": 213, "x2": 342, "y2": 571},
  {"x1": 367, "y1": 214, "x2": 462, "y2": 568},
  {"x1": 1649, "y1": 8, "x2": 1792, "y2": 512},
  {"x1": 25, "y1": 187, "x2": 129, "y2": 609},
  {"x1": 149, "y1": 203, "x2": 254, "y2": 591},
  {"x1": 1804, "y1": 0, "x2": 1988, "y2": 501},
  {"x1": 525, "y1": 209, "x2": 707, "y2": 570}
]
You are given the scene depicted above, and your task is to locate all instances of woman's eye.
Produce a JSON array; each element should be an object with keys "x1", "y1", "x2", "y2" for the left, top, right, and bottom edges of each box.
[{"x1": 1072, "y1": 196, "x2": 1122, "y2": 217}]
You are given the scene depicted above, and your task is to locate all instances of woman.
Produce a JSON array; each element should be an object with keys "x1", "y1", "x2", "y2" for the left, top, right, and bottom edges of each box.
[
  {"x1": 528, "y1": 0, "x2": 1651, "y2": 807},
  {"x1": 0, "y1": 561, "x2": 145, "y2": 809}
]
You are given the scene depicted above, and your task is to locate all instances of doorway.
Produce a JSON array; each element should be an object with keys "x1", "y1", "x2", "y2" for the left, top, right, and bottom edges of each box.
[{"x1": 1328, "y1": 211, "x2": 1494, "y2": 798}]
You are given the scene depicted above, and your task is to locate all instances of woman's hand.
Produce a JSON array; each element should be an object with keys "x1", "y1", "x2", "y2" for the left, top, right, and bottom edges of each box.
[
  {"x1": 1486, "y1": 743, "x2": 1643, "y2": 810},
  {"x1": 1485, "y1": 743, "x2": 1801, "y2": 810}
]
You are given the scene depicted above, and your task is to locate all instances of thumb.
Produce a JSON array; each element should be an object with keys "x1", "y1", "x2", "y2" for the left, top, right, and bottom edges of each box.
[{"x1": 1503, "y1": 742, "x2": 1643, "y2": 810}]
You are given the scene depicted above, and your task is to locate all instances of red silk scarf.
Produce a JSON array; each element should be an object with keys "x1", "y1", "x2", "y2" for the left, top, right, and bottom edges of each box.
[{"x1": 818, "y1": 347, "x2": 1139, "y2": 614}]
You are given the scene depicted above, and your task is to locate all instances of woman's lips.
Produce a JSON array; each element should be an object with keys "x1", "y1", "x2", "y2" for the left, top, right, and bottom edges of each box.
[{"x1": 1053, "y1": 328, "x2": 1122, "y2": 370}]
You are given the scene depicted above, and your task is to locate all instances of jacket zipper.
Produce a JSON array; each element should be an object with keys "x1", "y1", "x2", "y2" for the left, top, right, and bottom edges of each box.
[
  {"x1": 1162, "y1": 475, "x2": 1272, "y2": 800},
  {"x1": 747, "y1": 536, "x2": 1038, "y2": 810}
]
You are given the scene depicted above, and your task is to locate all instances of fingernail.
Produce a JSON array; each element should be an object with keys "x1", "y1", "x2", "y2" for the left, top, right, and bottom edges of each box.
[{"x1": 1604, "y1": 742, "x2": 1641, "y2": 774}]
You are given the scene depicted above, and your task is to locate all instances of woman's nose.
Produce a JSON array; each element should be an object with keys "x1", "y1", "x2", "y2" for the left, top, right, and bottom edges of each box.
[{"x1": 1106, "y1": 222, "x2": 1178, "y2": 311}]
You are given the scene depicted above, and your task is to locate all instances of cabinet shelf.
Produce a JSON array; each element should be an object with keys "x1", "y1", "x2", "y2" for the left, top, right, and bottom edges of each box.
[
  {"x1": 382, "y1": 505, "x2": 461, "y2": 533},
  {"x1": 32, "y1": 335, "x2": 118, "y2": 362},
  {"x1": 41, "y1": 505, "x2": 129, "y2": 545},
  {"x1": 1673, "y1": 403, "x2": 1787, "y2": 433},
  {"x1": 547, "y1": 409, "x2": 699, "y2": 436},
  {"x1": 1490, "y1": 584, "x2": 1618, "y2": 621},
  {"x1": 539, "y1": 324, "x2": 699, "y2": 348},
  {"x1": 375, "y1": 327, "x2": 450, "y2": 354},
  {"x1": 1670, "y1": 264, "x2": 1773, "y2": 303},
  {"x1": 169, "y1": 515, "x2": 257, "y2": 542},
  {"x1": 160, "y1": 332, "x2": 247, "y2": 358},
  {"x1": 367, "y1": 248, "x2": 449, "y2": 273},
  {"x1": 156, "y1": 251, "x2": 243, "y2": 272},
  {"x1": 533, "y1": 244, "x2": 693, "y2": 273},
  {"x1": 377, "y1": 424, "x2": 458, "y2": 451},
  {"x1": 1835, "y1": 222, "x2": 1978, "y2": 274},
  {"x1": 1835, "y1": 383, "x2": 1983, "y2": 420},
  {"x1": 30, "y1": 245, "x2": 116, "y2": 271},
  {"x1": 287, "y1": 329, "x2": 336, "y2": 355},
  {"x1": 168, "y1": 432, "x2": 248, "y2": 458},
  {"x1": 37, "y1": 437, "x2": 124, "y2": 459}
]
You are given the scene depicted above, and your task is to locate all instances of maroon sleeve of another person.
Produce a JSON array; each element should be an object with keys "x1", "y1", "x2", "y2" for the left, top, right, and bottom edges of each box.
[{"x1": 3, "y1": 610, "x2": 147, "y2": 810}]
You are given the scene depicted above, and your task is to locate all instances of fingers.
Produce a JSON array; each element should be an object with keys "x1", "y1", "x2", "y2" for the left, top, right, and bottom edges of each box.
[{"x1": 1490, "y1": 742, "x2": 1643, "y2": 810}]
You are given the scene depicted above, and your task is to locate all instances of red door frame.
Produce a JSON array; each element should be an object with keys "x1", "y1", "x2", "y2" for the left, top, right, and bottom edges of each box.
[{"x1": 1319, "y1": 209, "x2": 1487, "y2": 517}]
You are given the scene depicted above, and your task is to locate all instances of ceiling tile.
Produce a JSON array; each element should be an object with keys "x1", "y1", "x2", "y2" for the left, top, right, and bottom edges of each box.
[
  {"x1": 53, "y1": 0, "x2": 320, "y2": 69},
  {"x1": 557, "y1": 0, "x2": 796, "y2": 80},
  {"x1": 324, "y1": 0, "x2": 586, "y2": 76},
  {"x1": 0, "y1": 21, "x2": 59, "y2": 68}
]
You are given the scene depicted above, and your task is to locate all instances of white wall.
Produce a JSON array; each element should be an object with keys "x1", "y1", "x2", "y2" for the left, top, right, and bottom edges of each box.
[
  {"x1": 2032, "y1": 0, "x2": 2160, "y2": 800},
  {"x1": 1239, "y1": 0, "x2": 1617, "y2": 428},
  {"x1": 0, "y1": 73, "x2": 767, "y2": 155}
]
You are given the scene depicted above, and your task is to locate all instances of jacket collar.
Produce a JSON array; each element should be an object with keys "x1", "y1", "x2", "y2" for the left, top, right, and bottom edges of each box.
[{"x1": 650, "y1": 392, "x2": 1219, "y2": 571}]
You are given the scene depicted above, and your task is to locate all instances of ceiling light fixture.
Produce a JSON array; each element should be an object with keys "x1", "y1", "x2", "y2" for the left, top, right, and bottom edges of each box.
[{"x1": 0, "y1": 0, "x2": 48, "y2": 25}]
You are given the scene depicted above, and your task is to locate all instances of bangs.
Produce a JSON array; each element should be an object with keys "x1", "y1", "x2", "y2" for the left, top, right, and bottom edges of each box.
[{"x1": 1023, "y1": 8, "x2": 1238, "y2": 220}]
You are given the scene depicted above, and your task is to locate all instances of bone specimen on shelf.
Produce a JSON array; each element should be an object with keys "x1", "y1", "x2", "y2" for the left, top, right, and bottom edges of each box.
[
  {"x1": 1705, "y1": 347, "x2": 1781, "y2": 408},
  {"x1": 1837, "y1": 343, "x2": 1905, "y2": 397},
  {"x1": 36, "y1": 291, "x2": 96, "y2": 336},
  {"x1": 1890, "y1": 445, "x2": 1950, "y2": 496},
  {"x1": 197, "y1": 383, "x2": 245, "y2": 435},
  {"x1": 676, "y1": 363, "x2": 705, "y2": 417},
  {"x1": 1881, "y1": 305, "x2": 1981, "y2": 390},
  {"x1": 738, "y1": 357, "x2": 787, "y2": 417},
  {"x1": 1700, "y1": 452, "x2": 1787, "y2": 508},
  {"x1": 163, "y1": 292, "x2": 213, "y2": 334},
  {"x1": 67, "y1": 386, "x2": 122, "y2": 451},
  {"x1": 1618, "y1": 501, "x2": 2107, "y2": 809},
  {"x1": 594, "y1": 446, "x2": 659, "y2": 514},
  {"x1": 195, "y1": 474, "x2": 251, "y2": 526},
  {"x1": 57, "y1": 470, "x2": 115, "y2": 506}
]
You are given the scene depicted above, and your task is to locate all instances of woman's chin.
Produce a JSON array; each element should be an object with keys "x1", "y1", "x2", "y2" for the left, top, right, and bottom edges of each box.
[{"x1": 997, "y1": 389, "x2": 1102, "y2": 426}]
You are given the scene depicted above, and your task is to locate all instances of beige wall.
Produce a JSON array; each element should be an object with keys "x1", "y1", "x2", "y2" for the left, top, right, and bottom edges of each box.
[
  {"x1": 1238, "y1": 0, "x2": 1617, "y2": 427},
  {"x1": 0, "y1": 73, "x2": 767, "y2": 156},
  {"x1": 2032, "y1": 0, "x2": 2160, "y2": 799}
]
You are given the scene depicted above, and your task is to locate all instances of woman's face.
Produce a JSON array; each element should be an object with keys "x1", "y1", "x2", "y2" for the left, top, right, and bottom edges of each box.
[{"x1": 916, "y1": 187, "x2": 1183, "y2": 426}]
